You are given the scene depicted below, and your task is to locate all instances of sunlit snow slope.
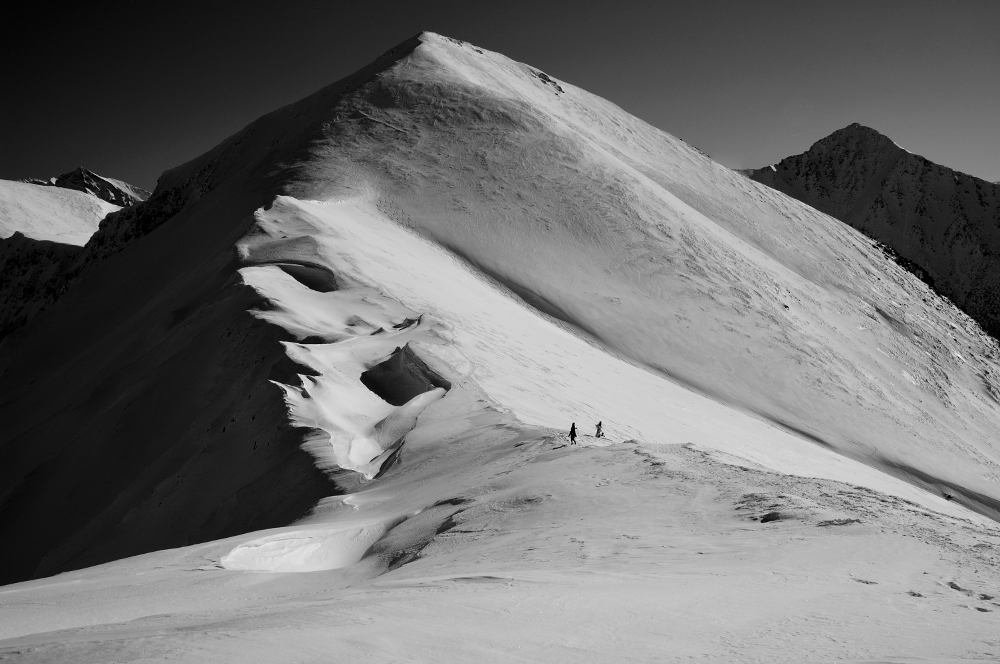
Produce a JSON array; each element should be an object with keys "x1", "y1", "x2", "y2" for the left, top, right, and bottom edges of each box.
[
  {"x1": 0, "y1": 179, "x2": 118, "y2": 244},
  {"x1": 248, "y1": 33, "x2": 1000, "y2": 519},
  {"x1": 3, "y1": 32, "x2": 1000, "y2": 593}
]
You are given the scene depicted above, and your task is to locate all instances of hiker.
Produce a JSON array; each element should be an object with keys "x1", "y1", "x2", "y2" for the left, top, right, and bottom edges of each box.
[
  {"x1": 595, "y1": 421, "x2": 603, "y2": 438},
  {"x1": 569, "y1": 422, "x2": 577, "y2": 445}
]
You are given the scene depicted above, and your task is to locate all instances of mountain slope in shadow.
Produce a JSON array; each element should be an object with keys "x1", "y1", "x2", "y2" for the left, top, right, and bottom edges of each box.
[{"x1": 745, "y1": 124, "x2": 1000, "y2": 336}]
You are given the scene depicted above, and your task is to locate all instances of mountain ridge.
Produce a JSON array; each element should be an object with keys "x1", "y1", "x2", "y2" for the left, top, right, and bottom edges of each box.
[{"x1": 2, "y1": 32, "x2": 1000, "y2": 589}]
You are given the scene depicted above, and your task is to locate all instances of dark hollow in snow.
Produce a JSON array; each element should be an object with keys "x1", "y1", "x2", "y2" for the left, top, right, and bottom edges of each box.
[
  {"x1": 760, "y1": 511, "x2": 782, "y2": 523},
  {"x1": 272, "y1": 262, "x2": 339, "y2": 292},
  {"x1": 361, "y1": 344, "x2": 452, "y2": 406}
]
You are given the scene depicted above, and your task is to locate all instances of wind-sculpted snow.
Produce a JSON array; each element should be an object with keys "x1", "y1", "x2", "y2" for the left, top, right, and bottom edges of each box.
[
  {"x1": 3, "y1": 30, "x2": 1000, "y2": 590},
  {"x1": 235, "y1": 196, "x2": 986, "y2": 518},
  {"x1": 238, "y1": 260, "x2": 448, "y2": 480},
  {"x1": 5, "y1": 32, "x2": 1000, "y2": 658},
  {"x1": 219, "y1": 34, "x2": 1000, "y2": 519}
]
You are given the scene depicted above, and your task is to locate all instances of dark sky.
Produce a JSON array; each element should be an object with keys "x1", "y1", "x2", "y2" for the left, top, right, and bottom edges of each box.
[{"x1": 3, "y1": 0, "x2": 998, "y2": 190}]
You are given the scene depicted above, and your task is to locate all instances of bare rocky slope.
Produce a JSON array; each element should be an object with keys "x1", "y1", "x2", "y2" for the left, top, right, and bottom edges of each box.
[
  {"x1": 745, "y1": 124, "x2": 1000, "y2": 337},
  {"x1": 3, "y1": 33, "x2": 1000, "y2": 589}
]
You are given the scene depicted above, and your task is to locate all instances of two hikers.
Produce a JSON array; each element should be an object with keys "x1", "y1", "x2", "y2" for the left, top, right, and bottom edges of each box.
[{"x1": 569, "y1": 421, "x2": 604, "y2": 444}]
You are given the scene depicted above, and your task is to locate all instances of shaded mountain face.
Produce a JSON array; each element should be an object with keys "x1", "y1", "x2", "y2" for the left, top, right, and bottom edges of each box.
[
  {"x1": 745, "y1": 124, "x2": 1000, "y2": 337},
  {"x1": 3, "y1": 33, "x2": 1000, "y2": 588},
  {"x1": 0, "y1": 232, "x2": 82, "y2": 338},
  {"x1": 23, "y1": 167, "x2": 150, "y2": 207}
]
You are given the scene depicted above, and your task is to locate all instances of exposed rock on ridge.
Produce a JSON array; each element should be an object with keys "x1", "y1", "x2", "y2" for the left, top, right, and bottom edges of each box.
[
  {"x1": 23, "y1": 167, "x2": 150, "y2": 207},
  {"x1": 745, "y1": 124, "x2": 1000, "y2": 337}
]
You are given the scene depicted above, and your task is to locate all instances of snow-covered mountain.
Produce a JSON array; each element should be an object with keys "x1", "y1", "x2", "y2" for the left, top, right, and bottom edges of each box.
[
  {"x1": 0, "y1": 170, "x2": 186, "y2": 339},
  {"x1": 0, "y1": 179, "x2": 122, "y2": 337},
  {"x1": 744, "y1": 124, "x2": 1000, "y2": 338},
  {"x1": 23, "y1": 167, "x2": 150, "y2": 207},
  {"x1": 2, "y1": 33, "x2": 1000, "y2": 660}
]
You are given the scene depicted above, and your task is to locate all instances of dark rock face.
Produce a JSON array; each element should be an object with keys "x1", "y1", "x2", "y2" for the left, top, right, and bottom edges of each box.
[
  {"x1": 23, "y1": 167, "x2": 150, "y2": 207},
  {"x1": 746, "y1": 124, "x2": 1000, "y2": 337},
  {"x1": 0, "y1": 233, "x2": 82, "y2": 338}
]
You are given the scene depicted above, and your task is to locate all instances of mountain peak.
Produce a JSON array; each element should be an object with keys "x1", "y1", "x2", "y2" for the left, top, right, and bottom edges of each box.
[
  {"x1": 22, "y1": 167, "x2": 150, "y2": 207},
  {"x1": 809, "y1": 123, "x2": 901, "y2": 156},
  {"x1": 747, "y1": 123, "x2": 1000, "y2": 341}
]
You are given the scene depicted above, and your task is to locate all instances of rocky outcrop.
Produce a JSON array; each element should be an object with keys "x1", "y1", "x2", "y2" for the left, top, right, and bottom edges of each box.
[
  {"x1": 23, "y1": 167, "x2": 150, "y2": 207},
  {"x1": 746, "y1": 124, "x2": 1000, "y2": 336},
  {"x1": 0, "y1": 233, "x2": 82, "y2": 338}
]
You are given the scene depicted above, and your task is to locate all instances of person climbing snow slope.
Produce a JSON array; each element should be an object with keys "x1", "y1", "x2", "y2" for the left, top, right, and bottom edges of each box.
[{"x1": 569, "y1": 422, "x2": 577, "y2": 445}]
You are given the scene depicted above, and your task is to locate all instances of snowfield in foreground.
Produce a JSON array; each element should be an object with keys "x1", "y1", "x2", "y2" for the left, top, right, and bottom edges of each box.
[
  {"x1": 4, "y1": 194, "x2": 999, "y2": 662},
  {"x1": 2, "y1": 32, "x2": 1000, "y2": 661}
]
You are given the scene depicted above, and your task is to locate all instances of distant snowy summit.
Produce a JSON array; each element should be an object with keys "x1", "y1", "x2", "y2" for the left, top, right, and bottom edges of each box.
[
  {"x1": 745, "y1": 124, "x2": 1000, "y2": 337},
  {"x1": 22, "y1": 166, "x2": 150, "y2": 208},
  {"x1": 0, "y1": 168, "x2": 149, "y2": 339}
]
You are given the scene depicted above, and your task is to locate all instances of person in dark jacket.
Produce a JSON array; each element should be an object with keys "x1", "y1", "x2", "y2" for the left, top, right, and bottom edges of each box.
[
  {"x1": 595, "y1": 421, "x2": 603, "y2": 438},
  {"x1": 569, "y1": 422, "x2": 577, "y2": 445}
]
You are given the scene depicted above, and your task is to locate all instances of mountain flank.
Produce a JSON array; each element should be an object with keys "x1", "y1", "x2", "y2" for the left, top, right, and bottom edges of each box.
[{"x1": 745, "y1": 124, "x2": 1000, "y2": 337}]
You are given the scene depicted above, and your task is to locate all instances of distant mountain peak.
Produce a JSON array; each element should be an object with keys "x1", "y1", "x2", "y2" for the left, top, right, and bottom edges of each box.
[
  {"x1": 746, "y1": 125, "x2": 1000, "y2": 338},
  {"x1": 21, "y1": 167, "x2": 150, "y2": 207},
  {"x1": 806, "y1": 123, "x2": 902, "y2": 157}
]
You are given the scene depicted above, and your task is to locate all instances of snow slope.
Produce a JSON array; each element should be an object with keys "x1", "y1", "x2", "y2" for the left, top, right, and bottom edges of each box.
[
  {"x1": 2, "y1": 32, "x2": 1000, "y2": 659},
  {"x1": 0, "y1": 179, "x2": 118, "y2": 244},
  {"x1": 241, "y1": 34, "x2": 1000, "y2": 520},
  {"x1": 2, "y1": 390, "x2": 999, "y2": 662}
]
